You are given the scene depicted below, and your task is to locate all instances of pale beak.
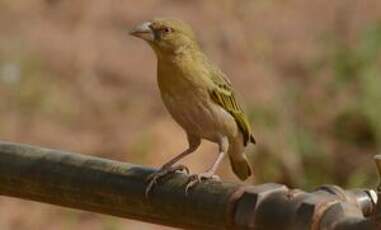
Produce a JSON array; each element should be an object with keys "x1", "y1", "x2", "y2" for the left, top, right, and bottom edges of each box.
[{"x1": 129, "y1": 22, "x2": 154, "y2": 42}]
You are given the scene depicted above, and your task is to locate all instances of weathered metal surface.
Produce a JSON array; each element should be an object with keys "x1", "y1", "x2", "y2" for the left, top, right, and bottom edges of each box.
[
  {"x1": 0, "y1": 141, "x2": 380, "y2": 230},
  {"x1": 0, "y1": 141, "x2": 239, "y2": 229},
  {"x1": 373, "y1": 155, "x2": 381, "y2": 230}
]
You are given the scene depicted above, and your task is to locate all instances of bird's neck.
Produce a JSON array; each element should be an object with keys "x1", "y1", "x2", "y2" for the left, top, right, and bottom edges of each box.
[
  {"x1": 155, "y1": 42, "x2": 201, "y2": 61},
  {"x1": 156, "y1": 46, "x2": 206, "y2": 91}
]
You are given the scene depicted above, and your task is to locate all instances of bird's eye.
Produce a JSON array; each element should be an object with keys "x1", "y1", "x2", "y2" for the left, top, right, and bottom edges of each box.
[{"x1": 162, "y1": 27, "x2": 172, "y2": 34}]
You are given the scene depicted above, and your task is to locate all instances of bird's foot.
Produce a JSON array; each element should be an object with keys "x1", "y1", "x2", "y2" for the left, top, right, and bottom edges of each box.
[
  {"x1": 145, "y1": 164, "x2": 189, "y2": 198},
  {"x1": 185, "y1": 172, "x2": 220, "y2": 196}
]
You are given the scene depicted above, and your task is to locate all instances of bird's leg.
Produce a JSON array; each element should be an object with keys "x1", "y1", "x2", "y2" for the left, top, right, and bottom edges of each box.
[
  {"x1": 145, "y1": 136, "x2": 200, "y2": 198},
  {"x1": 185, "y1": 137, "x2": 228, "y2": 195},
  {"x1": 146, "y1": 148, "x2": 192, "y2": 182},
  {"x1": 145, "y1": 148, "x2": 193, "y2": 197},
  {"x1": 185, "y1": 151, "x2": 225, "y2": 195}
]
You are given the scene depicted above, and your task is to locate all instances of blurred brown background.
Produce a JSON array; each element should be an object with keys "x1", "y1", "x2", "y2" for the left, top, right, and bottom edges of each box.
[{"x1": 0, "y1": 0, "x2": 381, "y2": 229}]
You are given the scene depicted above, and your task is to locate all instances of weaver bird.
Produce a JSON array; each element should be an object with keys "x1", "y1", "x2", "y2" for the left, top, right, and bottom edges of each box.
[{"x1": 129, "y1": 18, "x2": 256, "y2": 196}]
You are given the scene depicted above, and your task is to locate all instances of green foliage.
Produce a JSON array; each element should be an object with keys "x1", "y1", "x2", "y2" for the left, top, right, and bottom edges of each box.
[
  {"x1": 254, "y1": 22, "x2": 381, "y2": 190},
  {"x1": 327, "y1": 22, "x2": 381, "y2": 187}
]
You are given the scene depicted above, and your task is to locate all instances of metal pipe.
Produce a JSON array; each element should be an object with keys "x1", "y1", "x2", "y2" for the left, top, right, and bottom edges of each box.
[
  {"x1": 0, "y1": 141, "x2": 379, "y2": 229},
  {"x1": 0, "y1": 141, "x2": 239, "y2": 229}
]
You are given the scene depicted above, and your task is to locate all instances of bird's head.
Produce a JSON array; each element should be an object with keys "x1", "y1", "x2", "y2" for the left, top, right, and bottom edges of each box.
[{"x1": 129, "y1": 18, "x2": 198, "y2": 56}]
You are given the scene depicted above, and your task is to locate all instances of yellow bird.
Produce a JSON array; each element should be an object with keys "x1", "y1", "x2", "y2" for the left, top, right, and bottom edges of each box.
[{"x1": 130, "y1": 18, "x2": 256, "y2": 196}]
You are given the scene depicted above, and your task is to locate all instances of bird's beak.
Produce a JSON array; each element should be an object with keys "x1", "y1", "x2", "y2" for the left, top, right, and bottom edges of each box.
[{"x1": 129, "y1": 22, "x2": 154, "y2": 42}]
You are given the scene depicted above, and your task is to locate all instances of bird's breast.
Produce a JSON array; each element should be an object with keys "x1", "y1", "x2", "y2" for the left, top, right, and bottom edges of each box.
[{"x1": 157, "y1": 70, "x2": 238, "y2": 142}]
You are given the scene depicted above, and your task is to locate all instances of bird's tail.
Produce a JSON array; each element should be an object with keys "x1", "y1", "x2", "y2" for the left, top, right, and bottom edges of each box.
[
  {"x1": 228, "y1": 137, "x2": 252, "y2": 180},
  {"x1": 229, "y1": 155, "x2": 252, "y2": 180}
]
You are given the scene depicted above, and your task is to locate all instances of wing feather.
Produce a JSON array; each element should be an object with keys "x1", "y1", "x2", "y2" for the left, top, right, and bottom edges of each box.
[{"x1": 208, "y1": 68, "x2": 256, "y2": 145}]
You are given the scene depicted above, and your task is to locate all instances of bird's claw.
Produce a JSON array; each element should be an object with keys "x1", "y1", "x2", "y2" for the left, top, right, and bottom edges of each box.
[
  {"x1": 145, "y1": 164, "x2": 189, "y2": 198},
  {"x1": 185, "y1": 172, "x2": 220, "y2": 196}
]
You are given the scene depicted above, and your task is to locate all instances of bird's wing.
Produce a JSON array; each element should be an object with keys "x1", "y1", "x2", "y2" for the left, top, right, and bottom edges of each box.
[{"x1": 208, "y1": 66, "x2": 256, "y2": 146}]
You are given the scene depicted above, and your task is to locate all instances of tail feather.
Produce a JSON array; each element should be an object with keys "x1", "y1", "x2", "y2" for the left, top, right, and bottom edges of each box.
[
  {"x1": 228, "y1": 133, "x2": 253, "y2": 180},
  {"x1": 250, "y1": 134, "x2": 256, "y2": 145},
  {"x1": 229, "y1": 155, "x2": 252, "y2": 180}
]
